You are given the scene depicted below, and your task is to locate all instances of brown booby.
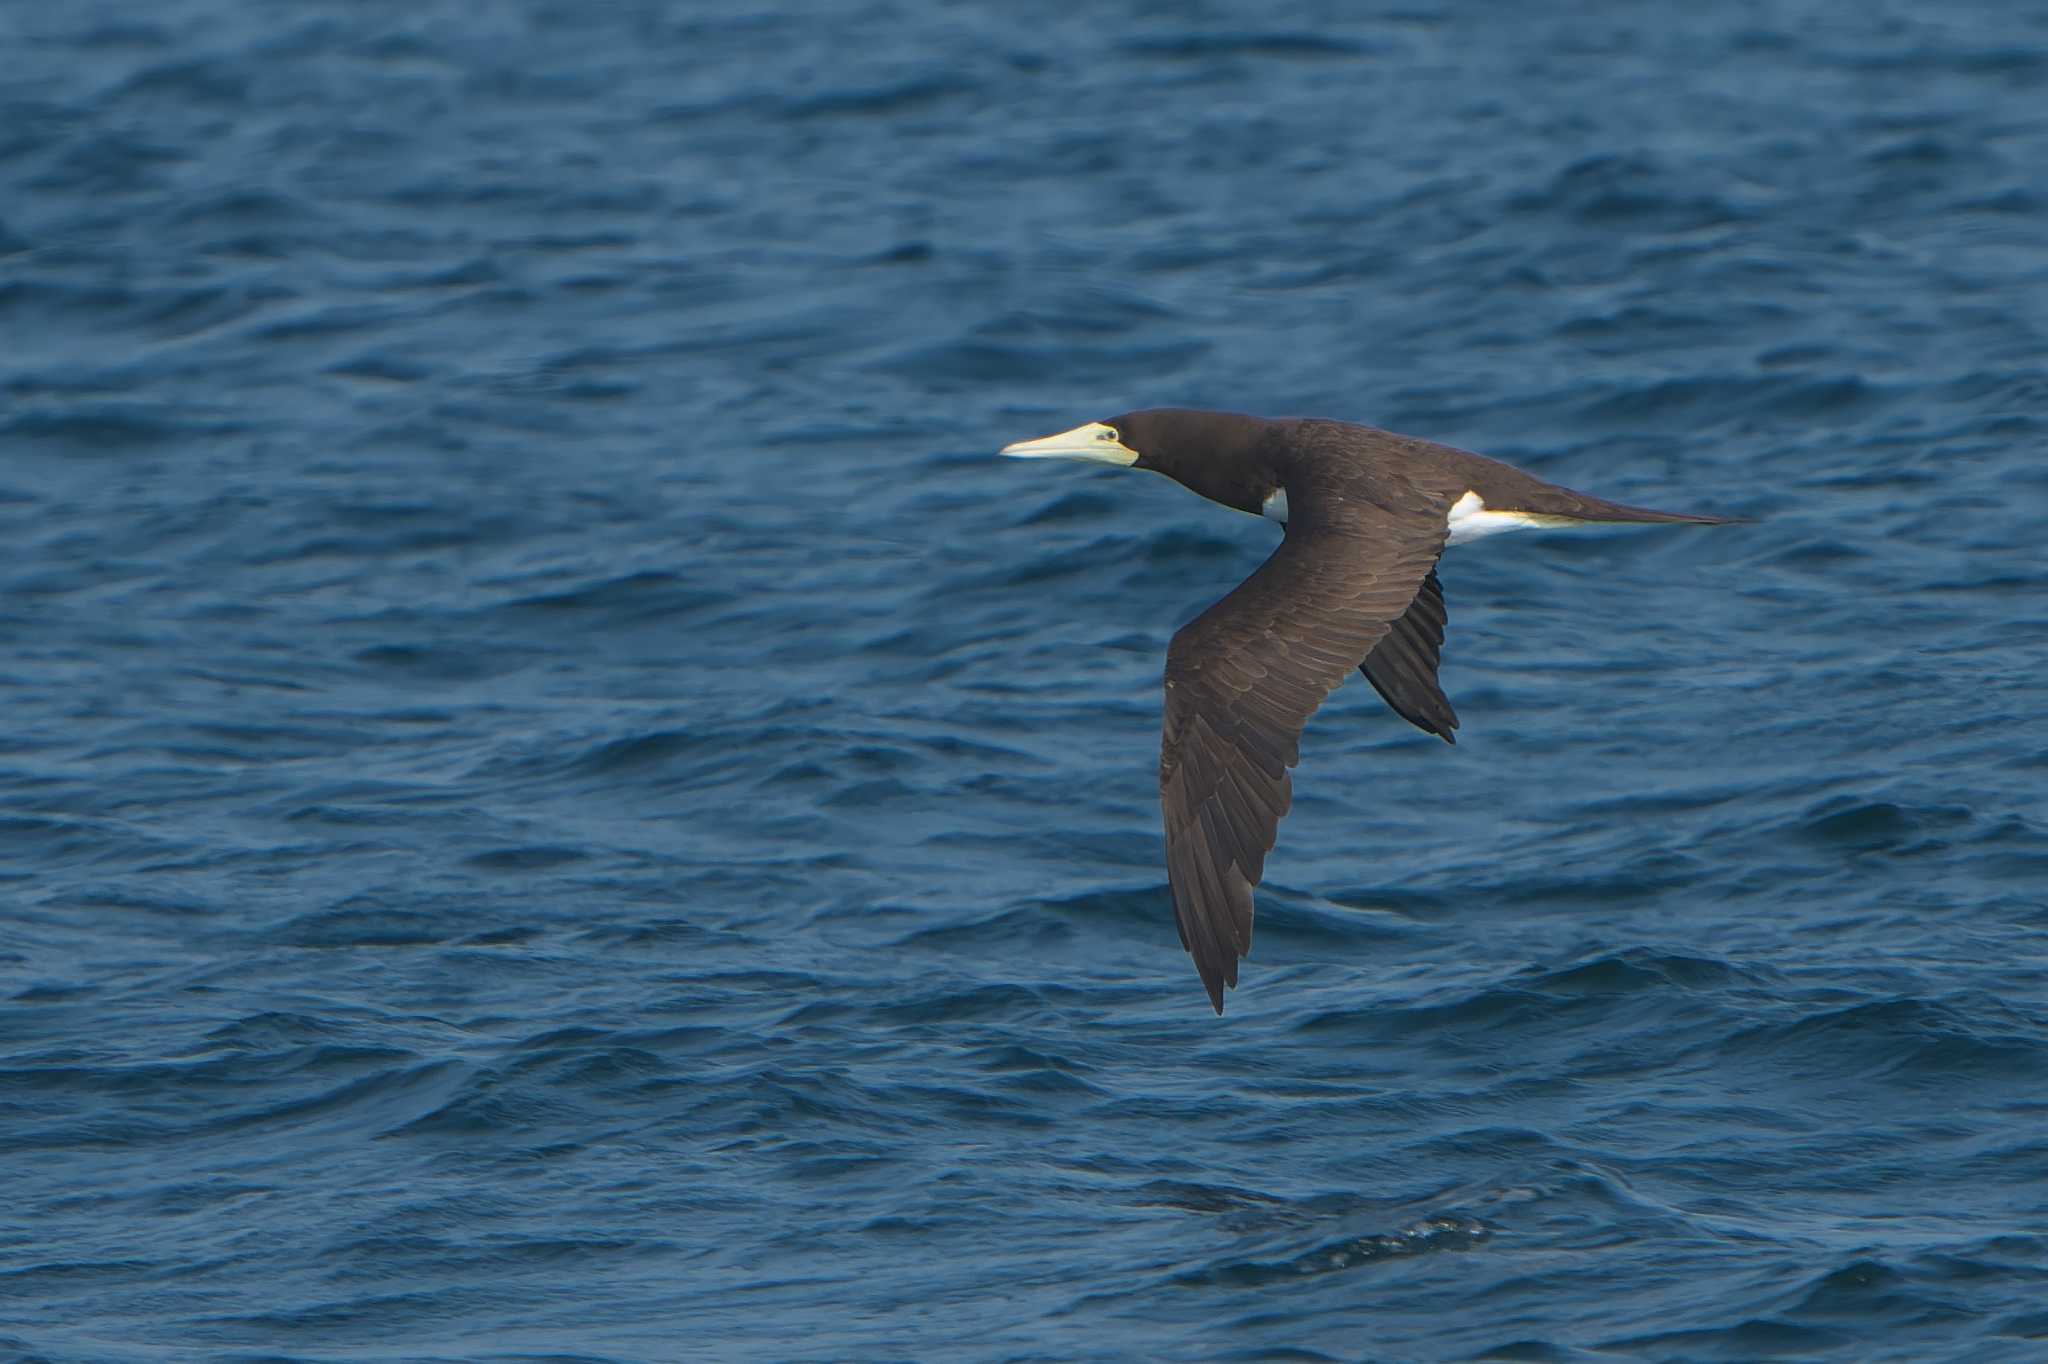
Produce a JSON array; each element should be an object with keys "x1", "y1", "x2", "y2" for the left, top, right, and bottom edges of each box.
[{"x1": 1000, "y1": 409, "x2": 1735, "y2": 1014}]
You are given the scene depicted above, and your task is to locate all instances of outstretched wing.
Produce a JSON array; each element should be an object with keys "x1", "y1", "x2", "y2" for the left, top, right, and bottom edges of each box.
[
  {"x1": 1358, "y1": 568, "x2": 1458, "y2": 743},
  {"x1": 1160, "y1": 490, "x2": 1448, "y2": 1013}
]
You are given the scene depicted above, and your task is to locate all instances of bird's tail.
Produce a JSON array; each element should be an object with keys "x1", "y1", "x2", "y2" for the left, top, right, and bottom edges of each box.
[
  {"x1": 1444, "y1": 446, "x2": 1745, "y2": 529},
  {"x1": 1529, "y1": 488, "x2": 1743, "y2": 526}
]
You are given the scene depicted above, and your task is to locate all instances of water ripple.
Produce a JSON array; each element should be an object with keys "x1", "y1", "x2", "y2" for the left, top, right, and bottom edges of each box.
[{"x1": 2, "y1": 0, "x2": 2045, "y2": 1359}]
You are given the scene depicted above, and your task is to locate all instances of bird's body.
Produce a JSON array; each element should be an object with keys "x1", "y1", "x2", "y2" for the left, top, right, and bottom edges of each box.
[{"x1": 1001, "y1": 409, "x2": 1735, "y2": 1014}]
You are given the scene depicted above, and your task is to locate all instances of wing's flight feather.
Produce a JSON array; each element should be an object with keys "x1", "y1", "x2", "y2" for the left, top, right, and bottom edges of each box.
[
  {"x1": 1160, "y1": 475, "x2": 1448, "y2": 1013},
  {"x1": 1359, "y1": 568, "x2": 1459, "y2": 742}
]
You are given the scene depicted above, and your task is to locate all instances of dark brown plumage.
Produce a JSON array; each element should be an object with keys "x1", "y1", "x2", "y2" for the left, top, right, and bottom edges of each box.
[
  {"x1": 1001, "y1": 409, "x2": 1735, "y2": 1013},
  {"x1": 1359, "y1": 568, "x2": 1456, "y2": 741}
]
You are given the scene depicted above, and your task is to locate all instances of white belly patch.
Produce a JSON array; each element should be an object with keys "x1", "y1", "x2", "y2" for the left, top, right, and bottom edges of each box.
[
  {"x1": 1264, "y1": 487, "x2": 1574, "y2": 545},
  {"x1": 1445, "y1": 490, "x2": 1572, "y2": 545}
]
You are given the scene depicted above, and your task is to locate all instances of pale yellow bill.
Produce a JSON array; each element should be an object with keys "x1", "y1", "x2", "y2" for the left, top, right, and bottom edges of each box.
[{"x1": 999, "y1": 422, "x2": 1138, "y2": 467}]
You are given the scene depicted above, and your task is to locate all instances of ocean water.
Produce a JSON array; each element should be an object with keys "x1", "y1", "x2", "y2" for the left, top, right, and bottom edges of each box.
[{"x1": 2, "y1": 1, "x2": 2046, "y2": 1359}]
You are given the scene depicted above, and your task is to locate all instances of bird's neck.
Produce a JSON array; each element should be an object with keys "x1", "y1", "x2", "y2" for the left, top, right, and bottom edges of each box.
[{"x1": 1144, "y1": 419, "x2": 1285, "y2": 517}]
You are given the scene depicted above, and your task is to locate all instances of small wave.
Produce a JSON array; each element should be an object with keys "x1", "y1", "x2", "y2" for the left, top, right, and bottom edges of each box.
[
  {"x1": 329, "y1": 351, "x2": 431, "y2": 383},
  {"x1": 1508, "y1": 153, "x2": 1747, "y2": 231},
  {"x1": 969, "y1": 1043, "x2": 1106, "y2": 1097},
  {"x1": 1130, "y1": 1179, "x2": 1286, "y2": 1214},
  {"x1": 350, "y1": 641, "x2": 530, "y2": 683},
  {"x1": 565, "y1": 729, "x2": 695, "y2": 776},
  {"x1": 874, "y1": 339, "x2": 1208, "y2": 390},
  {"x1": 1715, "y1": 996, "x2": 2048, "y2": 1086},
  {"x1": 248, "y1": 304, "x2": 394, "y2": 345},
  {"x1": 2, "y1": 404, "x2": 246, "y2": 453},
  {"x1": 1610, "y1": 1246, "x2": 2041, "y2": 1357},
  {"x1": 387, "y1": 1072, "x2": 592, "y2": 1141},
  {"x1": 1118, "y1": 32, "x2": 1372, "y2": 60},
  {"x1": 1578, "y1": 373, "x2": 1881, "y2": 427},
  {"x1": 868, "y1": 981, "x2": 1052, "y2": 1028},
  {"x1": 323, "y1": 1230, "x2": 650, "y2": 1282},
  {"x1": 201, "y1": 1010, "x2": 348, "y2": 1051},
  {"x1": 1015, "y1": 489, "x2": 1121, "y2": 527},
  {"x1": 1517, "y1": 949, "x2": 1758, "y2": 996},
  {"x1": 888, "y1": 888, "x2": 1161, "y2": 961},
  {"x1": 110, "y1": 58, "x2": 250, "y2": 108},
  {"x1": 464, "y1": 846, "x2": 590, "y2": 872},
  {"x1": 1174, "y1": 1214, "x2": 1491, "y2": 1288},
  {"x1": 203, "y1": 1058, "x2": 459, "y2": 1137},
  {"x1": 1293, "y1": 949, "x2": 1757, "y2": 1048},
  {"x1": 1609, "y1": 1318, "x2": 1847, "y2": 1358},
  {"x1": 1790, "y1": 1257, "x2": 1911, "y2": 1317},
  {"x1": 782, "y1": 76, "x2": 972, "y2": 121},
  {"x1": 267, "y1": 905, "x2": 460, "y2": 949},
  {"x1": 494, "y1": 570, "x2": 724, "y2": 626},
  {"x1": 1792, "y1": 795, "x2": 1973, "y2": 853}
]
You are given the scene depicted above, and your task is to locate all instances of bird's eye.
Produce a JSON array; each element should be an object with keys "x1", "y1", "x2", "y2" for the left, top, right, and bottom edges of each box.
[{"x1": 1099, "y1": 428, "x2": 1119, "y2": 442}]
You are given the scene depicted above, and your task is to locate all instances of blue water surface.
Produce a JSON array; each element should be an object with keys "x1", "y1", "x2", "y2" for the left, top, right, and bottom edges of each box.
[{"x1": 3, "y1": 1, "x2": 2047, "y2": 1360}]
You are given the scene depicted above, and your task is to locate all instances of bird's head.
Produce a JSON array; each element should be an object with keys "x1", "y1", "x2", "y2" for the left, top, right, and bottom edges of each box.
[{"x1": 1001, "y1": 408, "x2": 1278, "y2": 516}]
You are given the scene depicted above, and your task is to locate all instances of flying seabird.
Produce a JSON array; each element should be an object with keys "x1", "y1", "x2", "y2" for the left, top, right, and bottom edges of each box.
[{"x1": 1001, "y1": 409, "x2": 1735, "y2": 1014}]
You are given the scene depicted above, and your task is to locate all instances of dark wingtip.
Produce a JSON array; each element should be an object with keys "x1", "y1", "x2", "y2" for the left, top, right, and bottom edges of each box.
[{"x1": 1440, "y1": 730, "x2": 1457, "y2": 746}]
